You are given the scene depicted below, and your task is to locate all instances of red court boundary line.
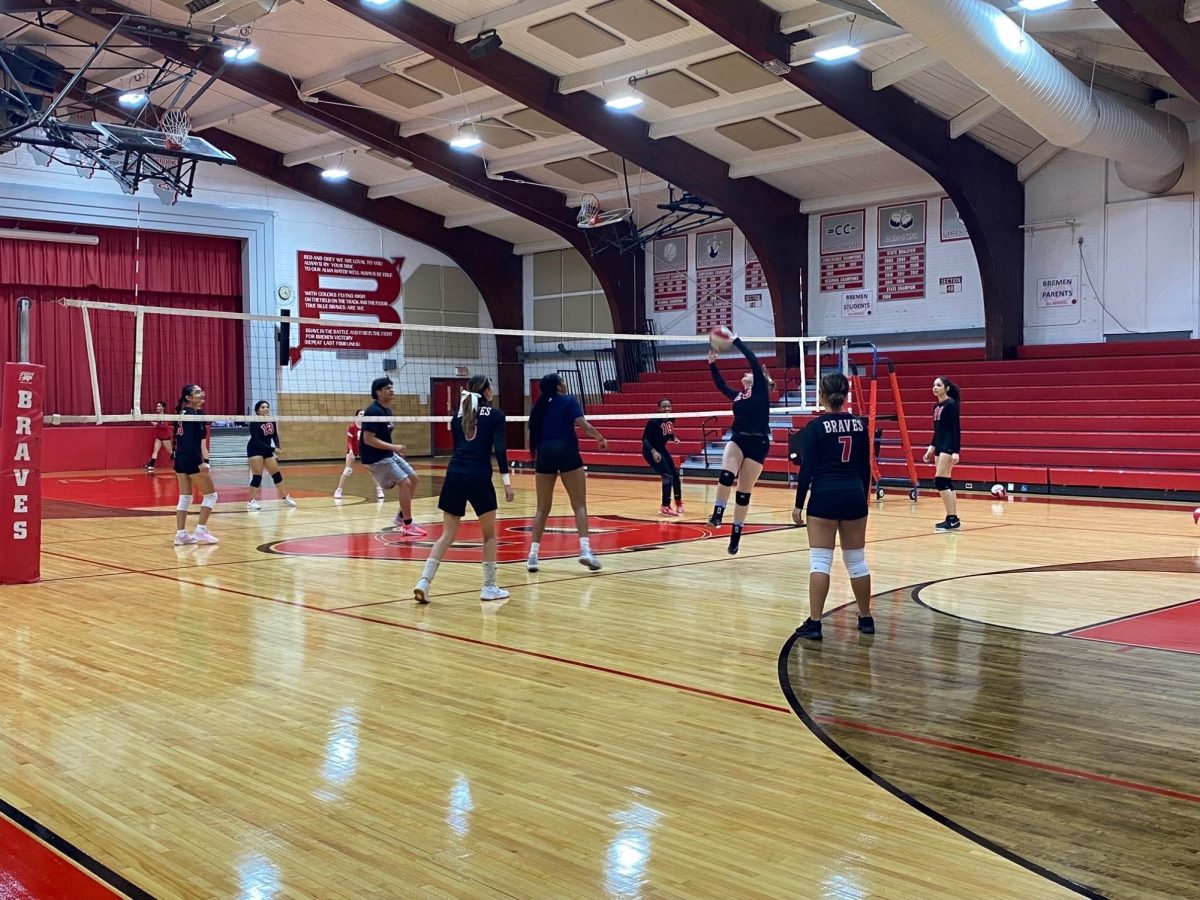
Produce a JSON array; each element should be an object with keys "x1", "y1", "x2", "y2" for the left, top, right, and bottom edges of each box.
[{"x1": 38, "y1": 543, "x2": 1200, "y2": 806}]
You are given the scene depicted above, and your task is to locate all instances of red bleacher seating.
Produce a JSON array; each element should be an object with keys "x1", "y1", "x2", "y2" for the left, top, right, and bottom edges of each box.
[{"x1": 510, "y1": 340, "x2": 1200, "y2": 499}]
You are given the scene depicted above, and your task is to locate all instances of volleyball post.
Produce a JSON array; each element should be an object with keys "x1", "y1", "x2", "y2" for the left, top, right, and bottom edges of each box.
[{"x1": 1, "y1": 297, "x2": 44, "y2": 584}]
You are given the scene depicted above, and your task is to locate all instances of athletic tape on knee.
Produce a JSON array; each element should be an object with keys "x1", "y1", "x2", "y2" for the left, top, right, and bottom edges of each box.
[
  {"x1": 271, "y1": 471, "x2": 283, "y2": 485},
  {"x1": 176, "y1": 496, "x2": 192, "y2": 512},
  {"x1": 718, "y1": 469, "x2": 736, "y2": 487},
  {"x1": 810, "y1": 547, "x2": 834, "y2": 575},
  {"x1": 343, "y1": 466, "x2": 354, "y2": 477},
  {"x1": 735, "y1": 491, "x2": 751, "y2": 507},
  {"x1": 201, "y1": 492, "x2": 219, "y2": 509},
  {"x1": 250, "y1": 474, "x2": 263, "y2": 488},
  {"x1": 843, "y1": 548, "x2": 870, "y2": 579},
  {"x1": 935, "y1": 477, "x2": 953, "y2": 492}
]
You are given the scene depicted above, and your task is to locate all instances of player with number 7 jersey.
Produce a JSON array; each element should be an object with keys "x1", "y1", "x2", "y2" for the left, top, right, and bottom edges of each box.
[{"x1": 794, "y1": 404, "x2": 871, "y2": 523}]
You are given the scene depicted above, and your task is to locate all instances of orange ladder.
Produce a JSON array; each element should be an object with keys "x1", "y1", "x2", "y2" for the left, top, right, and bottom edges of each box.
[{"x1": 848, "y1": 344, "x2": 920, "y2": 501}]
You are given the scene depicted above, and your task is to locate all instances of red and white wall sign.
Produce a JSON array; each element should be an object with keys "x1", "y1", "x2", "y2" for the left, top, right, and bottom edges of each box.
[
  {"x1": 0, "y1": 363, "x2": 44, "y2": 584},
  {"x1": 292, "y1": 252, "x2": 405, "y2": 363},
  {"x1": 877, "y1": 201, "x2": 927, "y2": 302},
  {"x1": 652, "y1": 236, "x2": 689, "y2": 312},
  {"x1": 694, "y1": 228, "x2": 734, "y2": 334},
  {"x1": 819, "y1": 210, "x2": 866, "y2": 293}
]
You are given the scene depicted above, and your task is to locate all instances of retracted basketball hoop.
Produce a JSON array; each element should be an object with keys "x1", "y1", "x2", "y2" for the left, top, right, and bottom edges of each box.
[
  {"x1": 576, "y1": 193, "x2": 634, "y2": 230},
  {"x1": 161, "y1": 108, "x2": 191, "y2": 151}
]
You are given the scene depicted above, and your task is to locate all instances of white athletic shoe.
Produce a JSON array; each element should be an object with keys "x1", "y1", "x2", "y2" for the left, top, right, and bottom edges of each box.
[
  {"x1": 247, "y1": 500, "x2": 261, "y2": 511},
  {"x1": 283, "y1": 495, "x2": 297, "y2": 508},
  {"x1": 174, "y1": 532, "x2": 197, "y2": 546},
  {"x1": 579, "y1": 551, "x2": 602, "y2": 572},
  {"x1": 375, "y1": 487, "x2": 385, "y2": 500},
  {"x1": 413, "y1": 578, "x2": 430, "y2": 604},
  {"x1": 480, "y1": 585, "x2": 510, "y2": 602},
  {"x1": 193, "y1": 530, "x2": 219, "y2": 545},
  {"x1": 333, "y1": 488, "x2": 343, "y2": 500},
  {"x1": 526, "y1": 553, "x2": 539, "y2": 573}
]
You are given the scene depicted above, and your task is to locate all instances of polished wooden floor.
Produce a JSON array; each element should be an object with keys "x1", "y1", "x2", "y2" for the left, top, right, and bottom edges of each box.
[{"x1": 5, "y1": 464, "x2": 1200, "y2": 898}]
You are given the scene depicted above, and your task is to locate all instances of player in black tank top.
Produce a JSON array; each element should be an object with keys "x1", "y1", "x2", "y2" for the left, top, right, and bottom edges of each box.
[
  {"x1": 643, "y1": 398, "x2": 684, "y2": 516},
  {"x1": 171, "y1": 384, "x2": 219, "y2": 546},
  {"x1": 793, "y1": 373, "x2": 875, "y2": 641},
  {"x1": 922, "y1": 376, "x2": 963, "y2": 531},
  {"x1": 246, "y1": 400, "x2": 296, "y2": 511},
  {"x1": 707, "y1": 336, "x2": 775, "y2": 555},
  {"x1": 413, "y1": 374, "x2": 515, "y2": 604}
]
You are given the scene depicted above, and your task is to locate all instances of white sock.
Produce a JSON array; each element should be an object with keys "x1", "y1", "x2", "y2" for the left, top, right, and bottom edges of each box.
[
  {"x1": 580, "y1": 536, "x2": 591, "y2": 554},
  {"x1": 421, "y1": 558, "x2": 441, "y2": 582},
  {"x1": 176, "y1": 529, "x2": 187, "y2": 537},
  {"x1": 529, "y1": 541, "x2": 540, "y2": 557},
  {"x1": 196, "y1": 524, "x2": 208, "y2": 534},
  {"x1": 482, "y1": 561, "x2": 497, "y2": 587}
]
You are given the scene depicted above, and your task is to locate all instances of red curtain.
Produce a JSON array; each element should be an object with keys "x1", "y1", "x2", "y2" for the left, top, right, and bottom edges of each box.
[{"x1": 0, "y1": 221, "x2": 243, "y2": 418}]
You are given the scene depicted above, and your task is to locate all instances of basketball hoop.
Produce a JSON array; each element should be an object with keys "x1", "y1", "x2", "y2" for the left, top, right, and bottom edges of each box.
[
  {"x1": 576, "y1": 193, "x2": 634, "y2": 230},
  {"x1": 161, "y1": 108, "x2": 191, "y2": 151}
]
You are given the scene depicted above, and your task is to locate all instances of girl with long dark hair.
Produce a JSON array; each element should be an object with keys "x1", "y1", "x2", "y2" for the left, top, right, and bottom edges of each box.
[
  {"x1": 526, "y1": 372, "x2": 607, "y2": 573},
  {"x1": 643, "y1": 397, "x2": 684, "y2": 517},
  {"x1": 145, "y1": 400, "x2": 173, "y2": 472},
  {"x1": 173, "y1": 384, "x2": 218, "y2": 545},
  {"x1": 923, "y1": 376, "x2": 962, "y2": 530},
  {"x1": 413, "y1": 374, "x2": 514, "y2": 603},
  {"x1": 246, "y1": 400, "x2": 296, "y2": 511}
]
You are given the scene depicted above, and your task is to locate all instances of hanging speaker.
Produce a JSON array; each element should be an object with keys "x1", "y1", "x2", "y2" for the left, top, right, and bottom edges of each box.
[{"x1": 277, "y1": 309, "x2": 291, "y2": 366}]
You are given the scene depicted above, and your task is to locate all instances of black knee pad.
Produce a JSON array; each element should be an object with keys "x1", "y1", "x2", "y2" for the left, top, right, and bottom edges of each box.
[
  {"x1": 718, "y1": 469, "x2": 736, "y2": 487},
  {"x1": 935, "y1": 477, "x2": 953, "y2": 492},
  {"x1": 250, "y1": 474, "x2": 263, "y2": 488},
  {"x1": 735, "y1": 491, "x2": 751, "y2": 507},
  {"x1": 271, "y1": 471, "x2": 283, "y2": 485}
]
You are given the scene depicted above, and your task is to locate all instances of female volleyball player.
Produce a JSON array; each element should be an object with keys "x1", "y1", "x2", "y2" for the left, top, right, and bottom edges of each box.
[
  {"x1": 246, "y1": 400, "x2": 296, "y2": 511},
  {"x1": 792, "y1": 373, "x2": 874, "y2": 641},
  {"x1": 527, "y1": 372, "x2": 607, "y2": 573},
  {"x1": 707, "y1": 335, "x2": 775, "y2": 554},
  {"x1": 144, "y1": 401, "x2": 173, "y2": 471},
  {"x1": 643, "y1": 398, "x2": 684, "y2": 517},
  {"x1": 923, "y1": 376, "x2": 962, "y2": 530},
  {"x1": 360, "y1": 376, "x2": 426, "y2": 536},
  {"x1": 173, "y1": 384, "x2": 218, "y2": 545},
  {"x1": 413, "y1": 375, "x2": 515, "y2": 604},
  {"x1": 333, "y1": 409, "x2": 385, "y2": 501}
]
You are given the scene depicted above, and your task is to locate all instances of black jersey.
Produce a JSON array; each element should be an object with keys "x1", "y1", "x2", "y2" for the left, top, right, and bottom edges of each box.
[
  {"x1": 710, "y1": 338, "x2": 770, "y2": 436},
  {"x1": 447, "y1": 404, "x2": 509, "y2": 479},
  {"x1": 642, "y1": 417, "x2": 678, "y2": 455},
  {"x1": 932, "y1": 398, "x2": 961, "y2": 454},
  {"x1": 794, "y1": 412, "x2": 871, "y2": 511},
  {"x1": 247, "y1": 421, "x2": 280, "y2": 456},
  {"x1": 359, "y1": 400, "x2": 394, "y2": 464},
  {"x1": 174, "y1": 408, "x2": 207, "y2": 461}
]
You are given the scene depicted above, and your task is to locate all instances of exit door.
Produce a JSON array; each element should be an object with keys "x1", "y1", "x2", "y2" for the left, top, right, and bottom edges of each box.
[{"x1": 430, "y1": 377, "x2": 468, "y2": 455}]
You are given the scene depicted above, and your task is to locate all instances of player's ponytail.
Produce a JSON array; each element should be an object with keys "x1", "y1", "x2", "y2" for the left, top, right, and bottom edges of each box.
[
  {"x1": 820, "y1": 372, "x2": 850, "y2": 410},
  {"x1": 528, "y1": 373, "x2": 561, "y2": 451},
  {"x1": 460, "y1": 374, "x2": 491, "y2": 440},
  {"x1": 176, "y1": 384, "x2": 198, "y2": 414},
  {"x1": 938, "y1": 376, "x2": 962, "y2": 406}
]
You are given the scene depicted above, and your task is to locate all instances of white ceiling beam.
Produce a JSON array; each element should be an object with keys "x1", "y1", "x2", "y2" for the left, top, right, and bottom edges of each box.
[
  {"x1": 1018, "y1": 9, "x2": 1125, "y2": 32},
  {"x1": 516, "y1": 237, "x2": 572, "y2": 255},
  {"x1": 799, "y1": 181, "x2": 941, "y2": 214},
  {"x1": 649, "y1": 92, "x2": 815, "y2": 139},
  {"x1": 558, "y1": 35, "x2": 727, "y2": 95},
  {"x1": 565, "y1": 179, "x2": 671, "y2": 207},
  {"x1": 445, "y1": 208, "x2": 515, "y2": 228},
  {"x1": 487, "y1": 137, "x2": 603, "y2": 175},
  {"x1": 299, "y1": 45, "x2": 423, "y2": 97},
  {"x1": 282, "y1": 140, "x2": 365, "y2": 167},
  {"x1": 1186, "y1": 0, "x2": 1200, "y2": 24},
  {"x1": 871, "y1": 47, "x2": 938, "y2": 90},
  {"x1": 729, "y1": 132, "x2": 884, "y2": 178},
  {"x1": 453, "y1": 0, "x2": 565, "y2": 42},
  {"x1": 1017, "y1": 141, "x2": 1063, "y2": 182},
  {"x1": 780, "y1": 2, "x2": 850, "y2": 34},
  {"x1": 366, "y1": 173, "x2": 444, "y2": 199},
  {"x1": 398, "y1": 95, "x2": 525, "y2": 137},
  {"x1": 790, "y1": 22, "x2": 909, "y2": 66},
  {"x1": 949, "y1": 96, "x2": 1002, "y2": 139},
  {"x1": 190, "y1": 99, "x2": 275, "y2": 132}
]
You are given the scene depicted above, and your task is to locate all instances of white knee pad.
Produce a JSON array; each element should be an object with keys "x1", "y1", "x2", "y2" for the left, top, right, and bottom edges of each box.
[
  {"x1": 343, "y1": 466, "x2": 354, "y2": 477},
  {"x1": 176, "y1": 496, "x2": 192, "y2": 512},
  {"x1": 843, "y1": 548, "x2": 870, "y2": 579},
  {"x1": 810, "y1": 547, "x2": 834, "y2": 575},
  {"x1": 201, "y1": 492, "x2": 219, "y2": 509}
]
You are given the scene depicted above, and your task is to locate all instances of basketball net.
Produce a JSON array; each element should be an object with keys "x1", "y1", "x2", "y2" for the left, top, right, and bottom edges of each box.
[{"x1": 161, "y1": 108, "x2": 191, "y2": 151}]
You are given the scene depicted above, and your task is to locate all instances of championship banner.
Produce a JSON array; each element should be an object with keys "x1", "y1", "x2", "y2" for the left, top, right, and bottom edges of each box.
[
  {"x1": 291, "y1": 251, "x2": 404, "y2": 364},
  {"x1": 652, "y1": 236, "x2": 689, "y2": 312},
  {"x1": 694, "y1": 228, "x2": 734, "y2": 334},
  {"x1": 0, "y1": 362, "x2": 44, "y2": 584},
  {"x1": 877, "y1": 201, "x2": 927, "y2": 301},
  {"x1": 744, "y1": 243, "x2": 767, "y2": 292},
  {"x1": 819, "y1": 210, "x2": 866, "y2": 293}
]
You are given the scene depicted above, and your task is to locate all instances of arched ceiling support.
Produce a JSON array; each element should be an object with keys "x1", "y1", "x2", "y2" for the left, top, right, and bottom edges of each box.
[{"x1": 1093, "y1": 0, "x2": 1200, "y2": 105}]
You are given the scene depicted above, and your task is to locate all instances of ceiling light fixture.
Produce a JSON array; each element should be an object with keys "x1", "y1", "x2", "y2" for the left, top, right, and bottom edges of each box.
[
  {"x1": 469, "y1": 29, "x2": 502, "y2": 61},
  {"x1": 118, "y1": 91, "x2": 147, "y2": 106},
  {"x1": 223, "y1": 45, "x2": 257, "y2": 61},
  {"x1": 1017, "y1": 0, "x2": 1069, "y2": 9},
  {"x1": 449, "y1": 126, "x2": 482, "y2": 150},
  {"x1": 321, "y1": 165, "x2": 349, "y2": 181},
  {"x1": 605, "y1": 78, "x2": 642, "y2": 111},
  {"x1": 0, "y1": 228, "x2": 99, "y2": 245},
  {"x1": 814, "y1": 44, "x2": 860, "y2": 61}
]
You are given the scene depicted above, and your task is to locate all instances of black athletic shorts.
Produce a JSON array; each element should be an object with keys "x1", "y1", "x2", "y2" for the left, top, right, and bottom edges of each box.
[
  {"x1": 806, "y1": 484, "x2": 868, "y2": 521},
  {"x1": 438, "y1": 473, "x2": 498, "y2": 518},
  {"x1": 535, "y1": 439, "x2": 584, "y2": 475},
  {"x1": 174, "y1": 453, "x2": 202, "y2": 476},
  {"x1": 731, "y1": 433, "x2": 770, "y2": 465},
  {"x1": 247, "y1": 442, "x2": 275, "y2": 459}
]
